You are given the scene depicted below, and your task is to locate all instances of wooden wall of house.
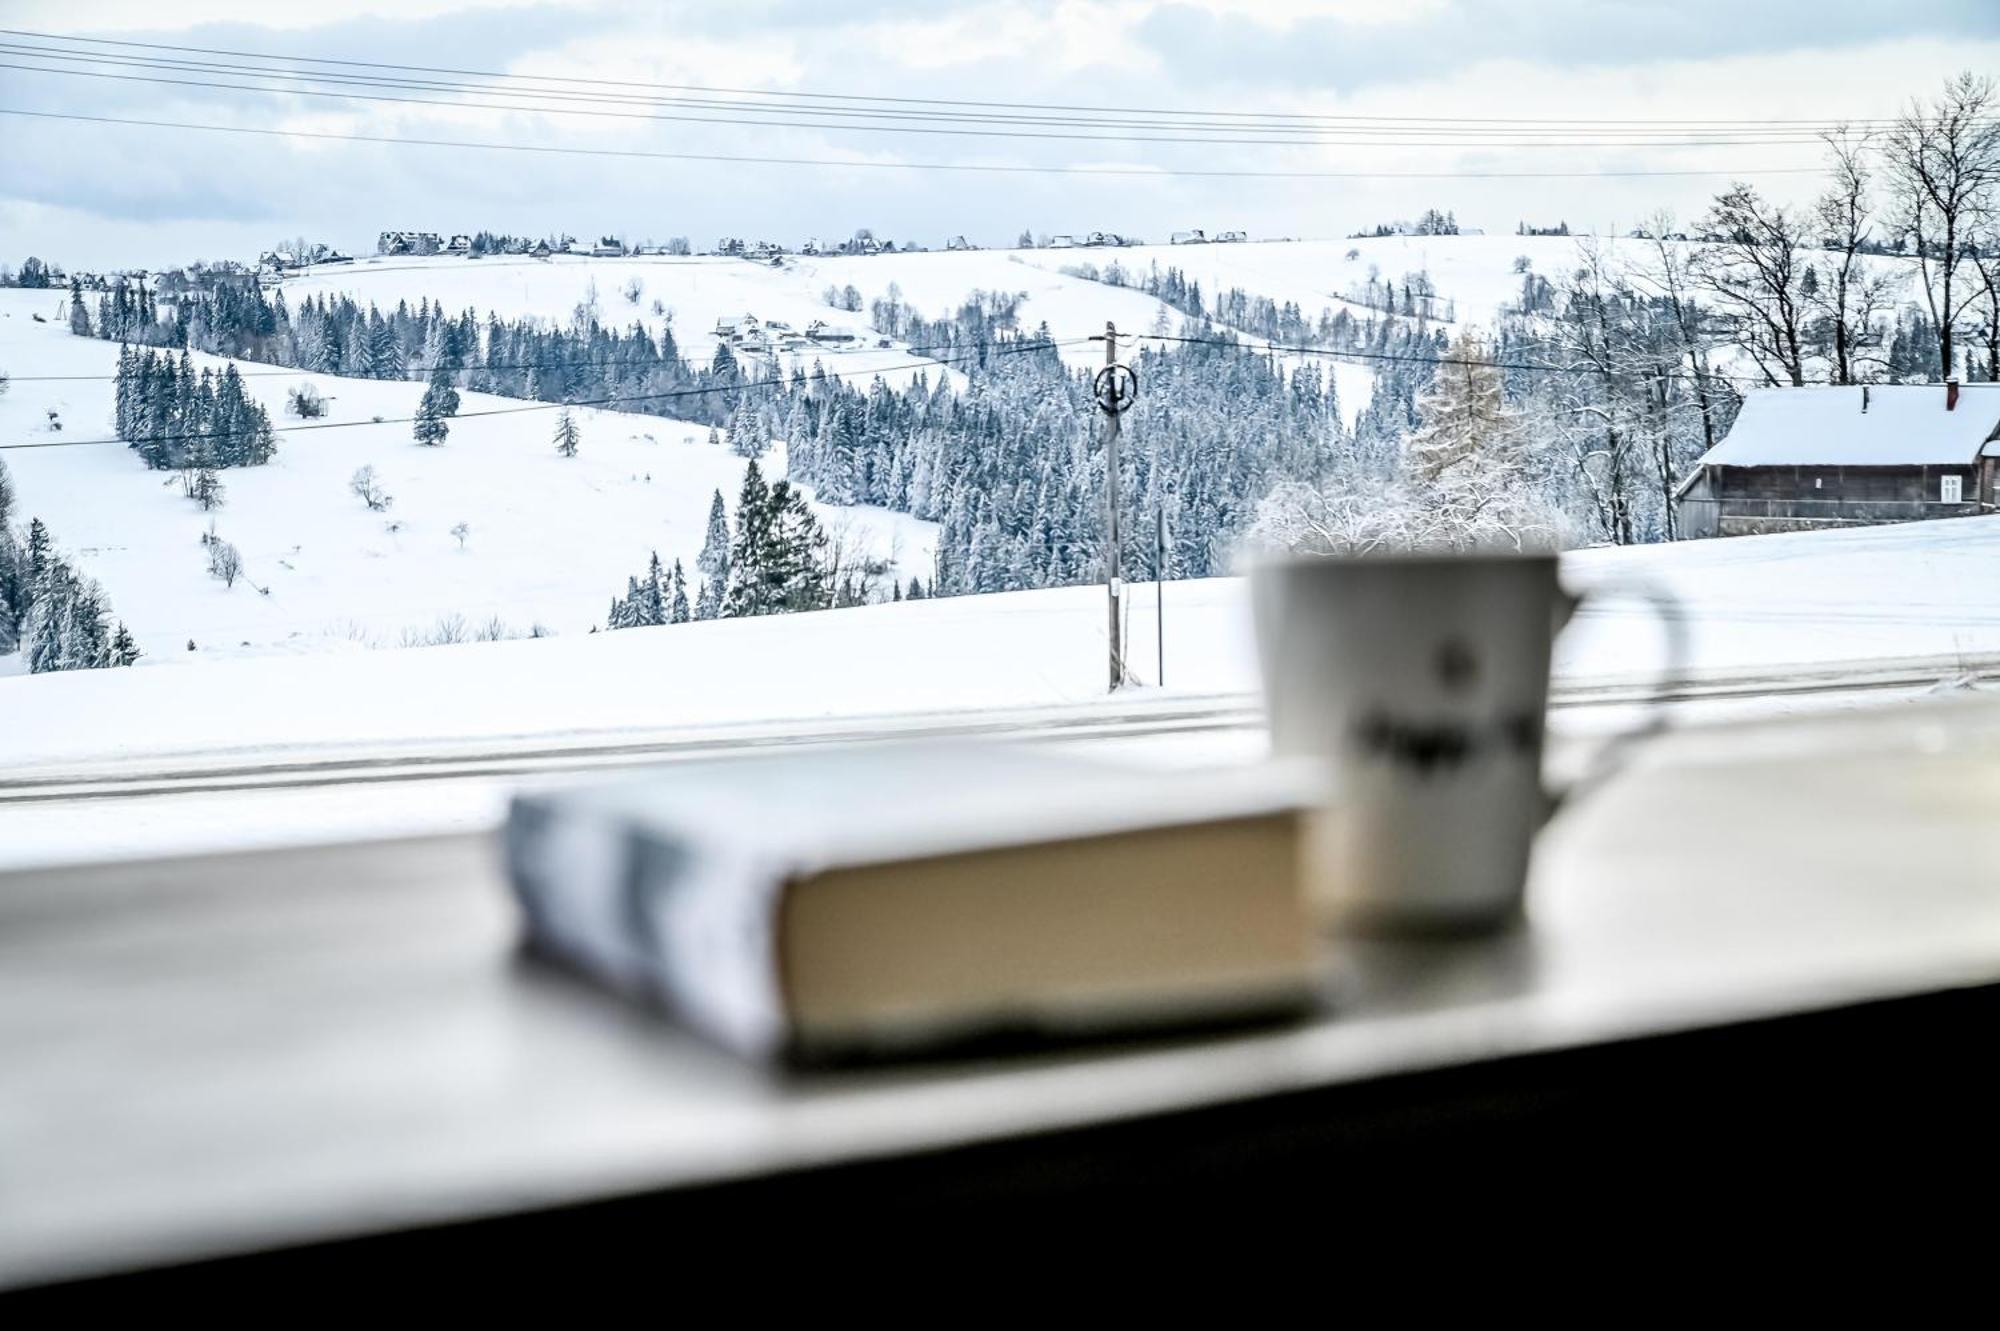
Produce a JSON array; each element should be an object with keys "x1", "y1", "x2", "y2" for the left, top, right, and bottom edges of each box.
[
  {"x1": 1673, "y1": 470, "x2": 1720, "y2": 539},
  {"x1": 1688, "y1": 464, "x2": 1985, "y2": 538}
]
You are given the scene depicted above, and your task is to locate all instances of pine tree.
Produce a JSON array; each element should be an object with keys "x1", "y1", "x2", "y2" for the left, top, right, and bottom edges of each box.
[
  {"x1": 110, "y1": 622, "x2": 141, "y2": 666},
  {"x1": 696, "y1": 489, "x2": 730, "y2": 580},
  {"x1": 17, "y1": 525, "x2": 123, "y2": 673},
  {"x1": 0, "y1": 461, "x2": 20, "y2": 651},
  {"x1": 639, "y1": 552, "x2": 667, "y2": 625},
  {"x1": 669, "y1": 559, "x2": 691, "y2": 623},
  {"x1": 191, "y1": 438, "x2": 225, "y2": 512},
  {"x1": 25, "y1": 517, "x2": 52, "y2": 589},
  {"x1": 414, "y1": 367, "x2": 458, "y2": 446},
  {"x1": 553, "y1": 407, "x2": 580, "y2": 458},
  {"x1": 366, "y1": 313, "x2": 404, "y2": 380},
  {"x1": 722, "y1": 461, "x2": 772, "y2": 617},
  {"x1": 726, "y1": 399, "x2": 764, "y2": 458},
  {"x1": 695, "y1": 576, "x2": 723, "y2": 621},
  {"x1": 67, "y1": 277, "x2": 90, "y2": 337},
  {"x1": 723, "y1": 464, "x2": 829, "y2": 617},
  {"x1": 764, "y1": 481, "x2": 829, "y2": 612}
]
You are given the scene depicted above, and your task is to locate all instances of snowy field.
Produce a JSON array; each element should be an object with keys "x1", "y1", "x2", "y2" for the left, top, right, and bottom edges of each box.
[
  {"x1": 7, "y1": 511, "x2": 1998, "y2": 773},
  {"x1": 0, "y1": 288, "x2": 935, "y2": 662}
]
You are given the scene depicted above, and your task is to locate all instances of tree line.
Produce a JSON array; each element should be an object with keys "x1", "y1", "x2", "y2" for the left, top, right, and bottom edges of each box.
[
  {"x1": 113, "y1": 346, "x2": 277, "y2": 474},
  {"x1": 607, "y1": 461, "x2": 839, "y2": 629},
  {"x1": 0, "y1": 460, "x2": 139, "y2": 673}
]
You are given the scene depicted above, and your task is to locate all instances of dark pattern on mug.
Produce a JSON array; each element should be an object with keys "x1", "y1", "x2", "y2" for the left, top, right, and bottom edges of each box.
[{"x1": 1353, "y1": 710, "x2": 1542, "y2": 775}]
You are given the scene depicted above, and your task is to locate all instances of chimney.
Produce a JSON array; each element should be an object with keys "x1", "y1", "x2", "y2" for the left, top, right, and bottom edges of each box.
[
  {"x1": 1861, "y1": 385, "x2": 1870, "y2": 413},
  {"x1": 1947, "y1": 379, "x2": 1960, "y2": 412}
]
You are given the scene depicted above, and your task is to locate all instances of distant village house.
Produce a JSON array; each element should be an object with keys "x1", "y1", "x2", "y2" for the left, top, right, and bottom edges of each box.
[{"x1": 377, "y1": 231, "x2": 442, "y2": 256}]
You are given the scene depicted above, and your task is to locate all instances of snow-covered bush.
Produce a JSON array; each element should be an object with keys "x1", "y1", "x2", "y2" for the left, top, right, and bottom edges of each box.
[{"x1": 206, "y1": 538, "x2": 243, "y2": 588}]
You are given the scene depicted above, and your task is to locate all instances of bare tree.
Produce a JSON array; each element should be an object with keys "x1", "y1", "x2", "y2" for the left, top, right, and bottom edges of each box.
[
  {"x1": 1810, "y1": 129, "x2": 1894, "y2": 384},
  {"x1": 1971, "y1": 235, "x2": 2000, "y2": 383},
  {"x1": 349, "y1": 465, "x2": 393, "y2": 512},
  {"x1": 1883, "y1": 72, "x2": 2000, "y2": 381},
  {"x1": 1693, "y1": 183, "x2": 1811, "y2": 386},
  {"x1": 1632, "y1": 213, "x2": 1727, "y2": 459},
  {"x1": 450, "y1": 521, "x2": 471, "y2": 550}
]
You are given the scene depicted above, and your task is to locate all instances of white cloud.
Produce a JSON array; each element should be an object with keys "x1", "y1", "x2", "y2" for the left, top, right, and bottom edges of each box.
[{"x1": 3, "y1": 1, "x2": 1995, "y2": 270}]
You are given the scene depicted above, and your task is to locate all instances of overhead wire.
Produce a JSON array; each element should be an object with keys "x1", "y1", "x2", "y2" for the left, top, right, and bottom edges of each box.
[
  {"x1": 0, "y1": 108, "x2": 1831, "y2": 179},
  {"x1": 0, "y1": 41, "x2": 1940, "y2": 145},
  {"x1": 0, "y1": 337, "x2": 1087, "y2": 453},
  {"x1": 0, "y1": 27, "x2": 1948, "y2": 131}
]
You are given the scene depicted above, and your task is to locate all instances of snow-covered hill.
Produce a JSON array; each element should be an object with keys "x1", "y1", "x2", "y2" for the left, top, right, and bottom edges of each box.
[
  {"x1": 278, "y1": 248, "x2": 1187, "y2": 380},
  {"x1": 0, "y1": 232, "x2": 1938, "y2": 676},
  {"x1": 272, "y1": 233, "x2": 1923, "y2": 436},
  {"x1": 0, "y1": 288, "x2": 933, "y2": 664}
]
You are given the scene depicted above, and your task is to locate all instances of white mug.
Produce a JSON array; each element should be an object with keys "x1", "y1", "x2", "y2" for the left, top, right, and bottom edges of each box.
[{"x1": 1251, "y1": 551, "x2": 1672, "y2": 934}]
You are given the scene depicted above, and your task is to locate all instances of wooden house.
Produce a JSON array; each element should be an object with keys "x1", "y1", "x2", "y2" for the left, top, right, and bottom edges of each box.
[{"x1": 1675, "y1": 383, "x2": 2000, "y2": 538}]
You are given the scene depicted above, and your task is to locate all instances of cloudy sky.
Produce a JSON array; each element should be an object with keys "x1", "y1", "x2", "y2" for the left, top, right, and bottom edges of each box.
[{"x1": 1, "y1": 0, "x2": 1996, "y2": 270}]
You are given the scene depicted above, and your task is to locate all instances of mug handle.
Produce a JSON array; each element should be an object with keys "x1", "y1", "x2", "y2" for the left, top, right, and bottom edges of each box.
[{"x1": 1543, "y1": 578, "x2": 1688, "y2": 821}]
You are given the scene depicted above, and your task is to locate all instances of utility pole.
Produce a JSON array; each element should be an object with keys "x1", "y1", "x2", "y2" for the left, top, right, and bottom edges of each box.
[
  {"x1": 1092, "y1": 321, "x2": 1137, "y2": 692},
  {"x1": 1155, "y1": 498, "x2": 1165, "y2": 689}
]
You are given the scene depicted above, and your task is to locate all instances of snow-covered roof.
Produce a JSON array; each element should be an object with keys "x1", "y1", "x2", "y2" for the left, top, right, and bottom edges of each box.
[{"x1": 1699, "y1": 385, "x2": 2000, "y2": 469}]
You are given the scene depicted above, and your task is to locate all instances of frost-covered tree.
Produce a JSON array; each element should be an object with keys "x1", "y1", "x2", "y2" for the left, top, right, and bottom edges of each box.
[
  {"x1": 695, "y1": 578, "x2": 722, "y2": 620},
  {"x1": 553, "y1": 407, "x2": 580, "y2": 458},
  {"x1": 190, "y1": 453, "x2": 225, "y2": 512},
  {"x1": 723, "y1": 462, "x2": 830, "y2": 617},
  {"x1": 606, "y1": 551, "x2": 670, "y2": 629},
  {"x1": 413, "y1": 367, "x2": 458, "y2": 446},
  {"x1": 696, "y1": 489, "x2": 729, "y2": 581},
  {"x1": 67, "y1": 277, "x2": 90, "y2": 337},
  {"x1": 109, "y1": 622, "x2": 141, "y2": 667},
  {"x1": 725, "y1": 400, "x2": 765, "y2": 458},
  {"x1": 0, "y1": 459, "x2": 23, "y2": 651},
  {"x1": 669, "y1": 559, "x2": 691, "y2": 623},
  {"x1": 111, "y1": 348, "x2": 275, "y2": 470},
  {"x1": 18, "y1": 520, "x2": 125, "y2": 672},
  {"x1": 206, "y1": 537, "x2": 244, "y2": 588}
]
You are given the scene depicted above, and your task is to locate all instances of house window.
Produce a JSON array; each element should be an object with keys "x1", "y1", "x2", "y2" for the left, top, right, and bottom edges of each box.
[{"x1": 1942, "y1": 475, "x2": 1964, "y2": 504}]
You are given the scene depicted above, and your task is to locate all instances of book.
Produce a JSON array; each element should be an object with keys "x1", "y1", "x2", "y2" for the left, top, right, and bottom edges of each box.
[{"x1": 504, "y1": 744, "x2": 1322, "y2": 1064}]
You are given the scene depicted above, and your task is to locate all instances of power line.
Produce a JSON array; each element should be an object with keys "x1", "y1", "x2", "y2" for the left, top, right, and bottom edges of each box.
[
  {"x1": 3, "y1": 341, "x2": 1041, "y2": 384},
  {"x1": 0, "y1": 59, "x2": 1885, "y2": 150},
  {"x1": 0, "y1": 339, "x2": 1083, "y2": 453},
  {"x1": 0, "y1": 108, "x2": 1828, "y2": 180},
  {"x1": 0, "y1": 42, "x2": 1932, "y2": 145},
  {"x1": 1132, "y1": 331, "x2": 1998, "y2": 390},
  {"x1": 0, "y1": 27, "x2": 1940, "y2": 130}
]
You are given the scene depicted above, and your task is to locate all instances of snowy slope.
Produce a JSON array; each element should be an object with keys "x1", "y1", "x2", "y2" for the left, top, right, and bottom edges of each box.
[
  {"x1": 283, "y1": 253, "x2": 960, "y2": 392},
  {"x1": 1018, "y1": 234, "x2": 1924, "y2": 335},
  {"x1": 278, "y1": 249, "x2": 1199, "y2": 380},
  {"x1": 0, "y1": 288, "x2": 934, "y2": 662},
  {"x1": 7, "y1": 512, "x2": 1998, "y2": 771}
]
